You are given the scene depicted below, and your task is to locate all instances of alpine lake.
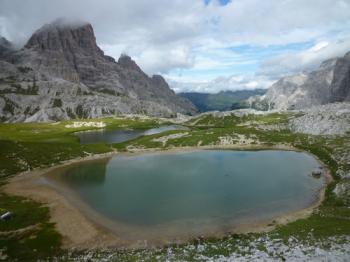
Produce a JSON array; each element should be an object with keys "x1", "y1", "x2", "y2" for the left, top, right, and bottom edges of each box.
[{"x1": 44, "y1": 141, "x2": 325, "y2": 245}]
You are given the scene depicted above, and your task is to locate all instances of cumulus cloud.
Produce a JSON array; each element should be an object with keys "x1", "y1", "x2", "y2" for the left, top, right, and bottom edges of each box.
[
  {"x1": 0, "y1": 0, "x2": 350, "y2": 91},
  {"x1": 207, "y1": 0, "x2": 350, "y2": 45},
  {"x1": 136, "y1": 45, "x2": 195, "y2": 74},
  {"x1": 259, "y1": 38, "x2": 350, "y2": 78},
  {"x1": 168, "y1": 75, "x2": 274, "y2": 93}
]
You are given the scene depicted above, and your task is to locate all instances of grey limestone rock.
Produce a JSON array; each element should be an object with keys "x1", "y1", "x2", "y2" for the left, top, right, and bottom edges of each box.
[
  {"x1": 289, "y1": 102, "x2": 350, "y2": 135},
  {"x1": 249, "y1": 52, "x2": 350, "y2": 110},
  {"x1": 0, "y1": 18, "x2": 197, "y2": 122}
]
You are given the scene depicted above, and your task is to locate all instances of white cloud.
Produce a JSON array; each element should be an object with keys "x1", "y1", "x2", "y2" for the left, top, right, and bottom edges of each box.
[
  {"x1": 168, "y1": 75, "x2": 274, "y2": 93},
  {"x1": 207, "y1": 0, "x2": 350, "y2": 45},
  {"x1": 259, "y1": 38, "x2": 350, "y2": 78},
  {"x1": 135, "y1": 45, "x2": 195, "y2": 74},
  {"x1": 1, "y1": 0, "x2": 350, "y2": 91},
  {"x1": 310, "y1": 41, "x2": 329, "y2": 52},
  {"x1": 245, "y1": 81, "x2": 259, "y2": 89}
]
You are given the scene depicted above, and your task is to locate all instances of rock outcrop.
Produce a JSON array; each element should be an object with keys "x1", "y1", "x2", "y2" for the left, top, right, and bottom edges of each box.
[
  {"x1": 248, "y1": 52, "x2": 350, "y2": 110},
  {"x1": 0, "y1": 18, "x2": 197, "y2": 122},
  {"x1": 289, "y1": 102, "x2": 350, "y2": 136}
]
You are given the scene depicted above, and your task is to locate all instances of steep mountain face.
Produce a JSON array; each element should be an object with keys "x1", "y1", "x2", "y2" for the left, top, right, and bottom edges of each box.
[
  {"x1": 248, "y1": 52, "x2": 350, "y2": 110},
  {"x1": 0, "y1": 37, "x2": 14, "y2": 58},
  {"x1": 0, "y1": 19, "x2": 197, "y2": 122},
  {"x1": 179, "y1": 89, "x2": 267, "y2": 112}
]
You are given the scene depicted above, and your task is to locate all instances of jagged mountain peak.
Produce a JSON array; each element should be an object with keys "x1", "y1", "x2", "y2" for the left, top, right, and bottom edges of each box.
[
  {"x1": 248, "y1": 50, "x2": 350, "y2": 110},
  {"x1": 24, "y1": 18, "x2": 101, "y2": 56},
  {"x1": 42, "y1": 17, "x2": 89, "y2": 30},
  {"x1": 118, "y1": 54, "x2": 143, "y2": 72},
  {"x1": 22, "y1": 18, "x2": 112, "y2": 83},
  {"x1": 152, "y1": 74, "x2": 167, "y2": 82},
  {"x1": 151, "y1": 74, "x2": 175, "y2": 94},
  {"x1": 0, "y1": 19, "x2": 197, "y2": 122},
  {"x1": 29, "y1": 17, "x2": 91, "y2": 37}
]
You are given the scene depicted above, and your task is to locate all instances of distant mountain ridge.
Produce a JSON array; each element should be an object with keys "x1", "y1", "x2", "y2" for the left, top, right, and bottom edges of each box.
[
  {"x1": 248, "y1": 51, "x2": 350, "y2": 110},
  {"x1": 179, "y1": 89, "x2": 267, "y2": 112},
  {"x1": 0, "y1": 18, "x2": 197, "y2": 122}
]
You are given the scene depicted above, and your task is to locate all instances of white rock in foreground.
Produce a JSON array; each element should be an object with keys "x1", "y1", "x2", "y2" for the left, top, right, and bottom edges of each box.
[
  {"x1": 152, "y1": 132, "x2": 189, "y2": 146},
  {"x1": 65, "y1": 121, "x2": 106, "y2": 128}
]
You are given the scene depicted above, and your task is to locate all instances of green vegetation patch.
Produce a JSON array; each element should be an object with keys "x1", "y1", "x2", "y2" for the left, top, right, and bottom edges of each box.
[
  {"x1": 0, "y1": 194, "x2": 62, "y2": 261},
  {"x1": 0, "y1": 112, "x2": 349, "y2": 260}
]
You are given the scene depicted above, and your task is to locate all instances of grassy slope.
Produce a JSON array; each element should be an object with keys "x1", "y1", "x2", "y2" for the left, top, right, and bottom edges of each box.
[
  {"x1": 0, "y1": 113, "x2": 349, "y2": 261},
  {"x1": 0, "y1": 117, "x2": 161, "y2": 261}
]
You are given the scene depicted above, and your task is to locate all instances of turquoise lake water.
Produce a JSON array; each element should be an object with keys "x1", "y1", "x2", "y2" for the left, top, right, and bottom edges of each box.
[{"x1": 47, "y1": 150, "x2": 324, "y2": 242}]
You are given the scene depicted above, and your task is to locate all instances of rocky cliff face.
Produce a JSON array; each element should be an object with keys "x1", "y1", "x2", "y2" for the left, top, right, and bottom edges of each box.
[
  {"x1": 0, "y1": 37, "x2": 14, "y2": 59},
  {"x1": 248, "y1": 52, "x2": 350, "y2": 110},
  {"x1": 0, "y1": 19, "x2": 197, "y2": 122}
]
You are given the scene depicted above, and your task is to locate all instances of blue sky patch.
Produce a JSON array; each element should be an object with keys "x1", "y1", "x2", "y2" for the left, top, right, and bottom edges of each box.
[{"x1": 204, "y1": 0, "x2": 231, "y2": 6}]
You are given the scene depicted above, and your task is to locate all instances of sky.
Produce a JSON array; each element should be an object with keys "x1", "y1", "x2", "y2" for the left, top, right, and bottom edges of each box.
[{"x1": 1, "y1": 0, "x2": 350, "y2": 93}]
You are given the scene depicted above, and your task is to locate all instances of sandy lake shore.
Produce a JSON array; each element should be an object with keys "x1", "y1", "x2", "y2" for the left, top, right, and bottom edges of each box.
[{"x1": 4, "y1": 144, "x2": 333, "y2": 250}]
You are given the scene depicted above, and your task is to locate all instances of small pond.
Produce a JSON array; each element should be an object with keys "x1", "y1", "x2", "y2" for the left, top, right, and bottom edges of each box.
[
  {"x1": 76, "y1": 125, "x2": 182, "y2": 144},
  {"x1": 46, "y1": 150, "x2": 325, "y2": 244}
]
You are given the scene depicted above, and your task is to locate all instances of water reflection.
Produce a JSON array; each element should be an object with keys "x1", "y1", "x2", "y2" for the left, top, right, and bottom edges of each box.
[
  {"x1": 61, "y1": 159, "x2": 108, "y2": 185},
  {"x1": 76, "y1": 125, "x2": 184, "y2": 144},
  {"x1": 44, "y1": 150, "x2": 327, "y2": 244},
  {"x1": 50, "y1": 150, "x2": 324, "y2": 227}
]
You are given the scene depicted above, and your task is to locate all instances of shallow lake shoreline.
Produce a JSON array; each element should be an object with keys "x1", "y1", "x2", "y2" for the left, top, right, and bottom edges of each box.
[{"x1": 4, "y1": 144, "x2": 333, "y2": 250}]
